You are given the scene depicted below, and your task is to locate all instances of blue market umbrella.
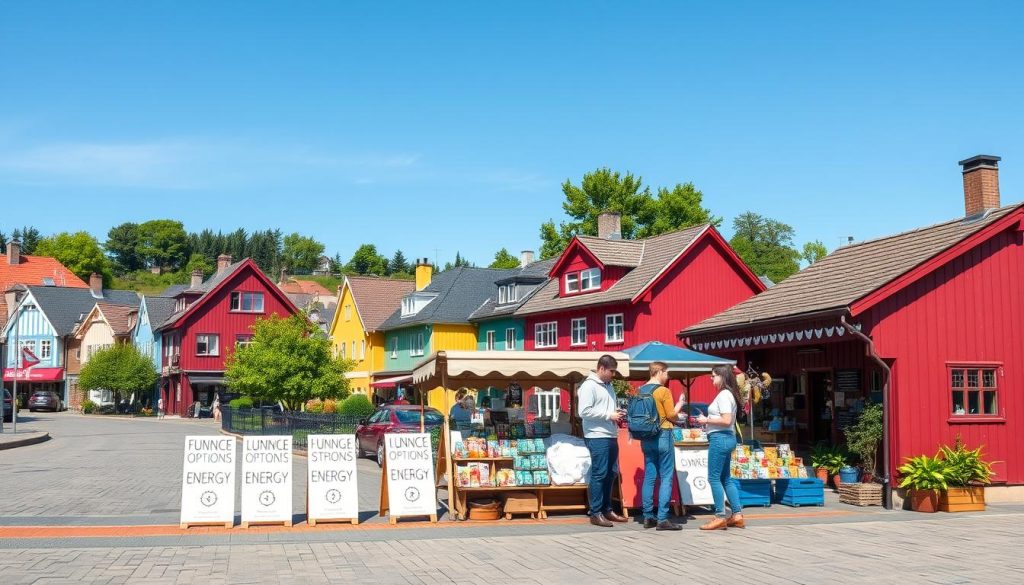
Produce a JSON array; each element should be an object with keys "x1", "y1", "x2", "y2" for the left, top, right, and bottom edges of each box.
[{"x1": 622, "y1": 341, "x2": 734, "y2": 380}]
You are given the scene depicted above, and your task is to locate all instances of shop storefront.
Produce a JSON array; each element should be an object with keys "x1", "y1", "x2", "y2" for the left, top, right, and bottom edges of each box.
[{"x1": 3, "y1": 367, "x2": 65, "y2": 408}]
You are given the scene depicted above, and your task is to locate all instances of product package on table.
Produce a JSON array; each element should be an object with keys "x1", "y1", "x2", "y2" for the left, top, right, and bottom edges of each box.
[{"x1": 731, "y1": 443, "x2": 808, "y2": 480}]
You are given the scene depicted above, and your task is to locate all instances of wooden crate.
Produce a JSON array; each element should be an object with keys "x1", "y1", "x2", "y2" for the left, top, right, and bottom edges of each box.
[
  {"x1": 501, "y1": 491, "x2": 539, "y2": 519},
  {"x1": 839, "y1": 482, "x2": 883, "y2": 507},
  {"x1": 939, "y1": 486, "x2": 985, "y2": 512}
]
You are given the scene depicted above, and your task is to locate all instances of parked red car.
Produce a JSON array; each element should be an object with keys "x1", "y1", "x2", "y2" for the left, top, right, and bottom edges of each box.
[{"x1": 355, "y1": 405, "x2": 445, "y2": 467}]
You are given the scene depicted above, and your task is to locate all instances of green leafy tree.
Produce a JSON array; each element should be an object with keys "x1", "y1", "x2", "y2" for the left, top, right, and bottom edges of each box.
[
  {"x1": 347, "y1": 244, "x2": 388, "y2": 275},
  {"x1": 442, "y1": 251, "x2": 472, "y2": 271},
  {"x1": 729, "y1": 212, "x2": 801, "y2": 283},
  {"x1": 281, "y1": 233, "x2": 325, "y2": 273},
  {"x1": 489, "y1": 248, "x2": 521, "y2": 269},
  {"x1": 138, "y1": 219, "x2": 189, "y2": 272},
  {"x1": 539, "y1": 168, "x2": 718, "y2": 258},
  {"x1": 105, "y1": 222, "x2": 145, "y2": 274},
  {"x1": 16, "y1": 226, "x2": 42, "y2": 254},
  {"x1": 329, "y1": 252, "x2": 346, "y2": 274},
  {"x1": 802, "y1": 240, "x2": 828, "y2": 266},
  {"x1": 225, "y1": 314, "x2": 351, "y2": 410},
  {"x1": 389, "y1": 250, "x2": 410, "y2": 275},
  {"x1": 184, "y1": 253, "x2": 215, "y2": 278},
  {"x1": 78, "y1": 344, "x2": 159, "y2": 405},
  {"x1": 34, "y1": 232, "x2": 112, "y2": 285}
]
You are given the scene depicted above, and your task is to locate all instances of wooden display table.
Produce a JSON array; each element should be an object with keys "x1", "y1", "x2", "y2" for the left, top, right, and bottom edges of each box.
[{"x1": 454, "y1": 484, "x2": 588, "y2": 520}]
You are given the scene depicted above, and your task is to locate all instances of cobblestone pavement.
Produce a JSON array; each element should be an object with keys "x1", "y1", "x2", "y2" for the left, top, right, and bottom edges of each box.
[
  {"x1": 0, "y1": 513, "x2": 1022, "y2": 584},
  {"x1": 0, "y1": 413, "x2": 385, "y2": 525}
]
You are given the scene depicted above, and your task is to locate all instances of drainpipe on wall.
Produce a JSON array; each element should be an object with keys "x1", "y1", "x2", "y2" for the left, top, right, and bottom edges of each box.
[{"x1": 841, "y1": 315, "x2": 892, "y2": 510}]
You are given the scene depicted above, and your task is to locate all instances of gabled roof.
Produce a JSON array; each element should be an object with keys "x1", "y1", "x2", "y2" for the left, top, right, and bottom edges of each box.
[
  {"x1": 157, "y1": 259, "x2": 298, "y2": 331},
  {"x1": 17, "y1": 286, "x2": 139, "y2": 336},
  {"x1": 469, "y1": 258, "x2": 557, "y2": 322},
  {"x1": 683, "y1": 203, "x2": 1024, "y2": 336},
  {"x1": 575, "y1": 236, "x2": 645, "y2": 267},
  {"x1": 343, "y1": 276, "x2": 415, "y2": 332},
  {"x1": 76, "y1": 302, "x2": 138, "y2": 338},
  {"x1": 378, "y1": 267, "x2": 518, "y2": 330},
  {"x1": 143, "y1": 296, "x2": 178, "y2": 330},
  {"x1": 518, "y1": 224, "x2": 755, "y2": 316},
  {"x1": 0, "y1": 254, "x2": 88, "y2": 330}
]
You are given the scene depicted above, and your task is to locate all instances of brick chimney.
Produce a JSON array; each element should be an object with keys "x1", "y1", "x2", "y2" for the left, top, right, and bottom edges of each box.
[
  {"x1": 597, "y1": 212, "x2": 622, "y2": 240},
  {"x1": 89, "y1": 272, "x2": 103, "y2": 298},
  {"x1": 415, "y1": 258, "x2": 433, "y2": 291},
  {"x1": 217, "y1": 254, "x2": 232, "y2": 274},
  {"x1": 190, "y1": 269, "x2": 204, "y2": 289},
  {"x1": 959, "y1": 155, "x2": 1001, "y2": 218},
  {"x1": 520, "y1": 250, "x2": 534, "y2": 267},
  {"x1": 6, "y1": 238, "x2": 20, "y2": 265}
]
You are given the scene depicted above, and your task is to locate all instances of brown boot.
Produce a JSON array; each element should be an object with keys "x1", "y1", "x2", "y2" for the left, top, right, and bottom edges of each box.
[
  {"x1": 726, "y1": 514, "x2": 746, "y2": 529},
  {"x1": 699, "y1": 517, "x2": 728, "y2": 531}
]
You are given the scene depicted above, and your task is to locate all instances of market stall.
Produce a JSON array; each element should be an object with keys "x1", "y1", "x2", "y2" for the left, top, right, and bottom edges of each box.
[
  {"x1": 409, "y1": 350, "x2": 631, "y2": 521},
  {"x1": 620, "y1": 341, "x2": 734, "y2": 511}
]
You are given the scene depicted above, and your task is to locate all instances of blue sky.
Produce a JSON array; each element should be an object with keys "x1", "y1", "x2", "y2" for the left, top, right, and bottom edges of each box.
[{"x1": 2, "y1": 1, "x2": 1022, "y2": 267}]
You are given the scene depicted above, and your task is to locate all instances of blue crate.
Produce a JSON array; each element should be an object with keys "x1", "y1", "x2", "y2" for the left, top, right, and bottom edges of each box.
[
  {"x1": 737, "y1": 479, "x2": 772, "y2": 507},
  {"x1": 774, "y1": 478, "x2": 825, "y2": 507}
]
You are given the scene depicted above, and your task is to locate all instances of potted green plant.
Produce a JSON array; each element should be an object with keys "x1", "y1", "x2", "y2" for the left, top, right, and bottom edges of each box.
[
  {"x1": 824, "y1": 448, "x2": 850, "y2": 489},
  {"x1": 845, "y1": 404, "x2": 882, "y2": 483},
  {"x1": 810, "y1": 443, "x2": 833, "y2": 483},
  {"x1": 937, "y1": 436, "x2": 994, "y2": 512},
  {"x1": 897, "y1": 454, "x2": 947, "y2": 512}
]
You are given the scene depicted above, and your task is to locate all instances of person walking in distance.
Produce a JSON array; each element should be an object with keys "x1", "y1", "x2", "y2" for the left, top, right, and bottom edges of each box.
[
  {"x1": 157, "y1": 397, "x2": 165, "y2": 419},
  {"x1": 577, "y1": 354, "x2": 628, "y2": 527},
  {"x1": 638, "y1": 361, "x2": 687, "y2": 530},
  {"x1": 697, "y1": 365, "x2": 746, "y2": 530}
]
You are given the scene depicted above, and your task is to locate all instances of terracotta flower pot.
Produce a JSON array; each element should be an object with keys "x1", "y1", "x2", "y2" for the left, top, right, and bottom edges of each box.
[
  {"x1": 862, "y1": 472, "x2": 874, "y2": 483},
  {"x1": 832, "y1": 474, "x2": 843, "y2": 490},
  {"x1": 816, "y1": 467, "x2": 829, "y2": 482},
  {"x1": 909, "y1": 489, "x2": 940, "y2": 513}
]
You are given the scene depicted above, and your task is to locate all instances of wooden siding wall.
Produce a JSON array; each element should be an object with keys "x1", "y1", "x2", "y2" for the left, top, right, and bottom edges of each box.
[
  {"x1": 865, "y1": 230, "x2": 1024, "y2": 484},
  {"x1": 477, "y1": 318, "x2": 524, "y2": 351}
]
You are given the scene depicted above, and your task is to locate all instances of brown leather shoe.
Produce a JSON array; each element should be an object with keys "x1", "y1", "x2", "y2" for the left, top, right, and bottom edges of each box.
[
  {"x1": 699, "y1": 517, "x2": 728, "y2": 531},
  {"x1": 726, "y1": 514, "x2": 746, "y2": 529},
  {"x1": 590, "y1": 514, "x2": 614, "y2": 527},
  {"x1": 604, "y1": 510, "x2": 628, "y2": 523}
]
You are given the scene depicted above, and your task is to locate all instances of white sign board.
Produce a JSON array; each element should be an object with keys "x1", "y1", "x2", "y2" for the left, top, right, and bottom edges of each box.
[
  {"x1": 384, "y1": 432, "x2": 436, "y2": 517},
  {"x1": 241, "y1": 436, "x2": 293, "y2": 525},
  {"x1": 306, "y1": 434, "x2": 359, "y2": 522},
  {"x1": 674, "y1": 444, "x2": 714, "y2": 506},
  {"x1": 180, "y1": 436, "x2": 236, "y2": 526}
]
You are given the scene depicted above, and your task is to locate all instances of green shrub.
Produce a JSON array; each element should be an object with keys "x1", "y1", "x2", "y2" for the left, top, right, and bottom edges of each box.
[
  {"x1": 898, "y1": 454, "x2": 948, "y2": 492},
  {"x1": 229, "y1": 396, "x2": 254, "y2": 409},
  {"x1": 81, "y1": 399, "x2": 97, "y2": 414},
  {"x1": 939, "y1": 436, "x2": 995, "y2": 487},
  {"x1": 339, "y1": 394, "x2": 375, "y2": 418},
  {"x1": 305, "y1": 399, "x2": 324, "y2": 414},
  {"x1": 845, "y1": 404, "x2": 883, "y2": 475}
]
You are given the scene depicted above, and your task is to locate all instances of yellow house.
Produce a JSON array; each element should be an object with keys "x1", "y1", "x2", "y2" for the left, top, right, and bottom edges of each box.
[{"x1": 328, "y1": 275, "x2": 414, "y2": 396}]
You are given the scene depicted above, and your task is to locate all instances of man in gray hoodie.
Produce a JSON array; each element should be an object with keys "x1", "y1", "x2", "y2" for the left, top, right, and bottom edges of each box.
[{"x1": 577, "y1": 354, "x2": 627, "y2": 527}]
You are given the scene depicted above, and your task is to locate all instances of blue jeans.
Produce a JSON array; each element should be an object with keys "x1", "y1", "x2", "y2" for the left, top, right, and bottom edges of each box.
[
  {"x1": 641, "y1": 429, "x2": 675, "y2": 522},
  {"x1": 707, "y1": 431, "x2": 743, "y2": 518},
  {"x1": 585, "y1": 437, "x2": 619, "y2": 517}
]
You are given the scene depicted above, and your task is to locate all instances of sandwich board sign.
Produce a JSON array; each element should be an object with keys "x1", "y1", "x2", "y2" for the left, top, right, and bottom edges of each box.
[
  {"x1": 241, "y1": 436, "x2": 293, "y2": 528},
  {"x1": 306, "y1": 434, "x2": 360, "y2": 525},
  {"x1": 675, "y1": 444, "x2": 714, "y2": 506},
  {"x1": 379, "y1": 432, "x2": 436, "y2": 522},
  {"x1": 180, "y1": 435, "x2": 236, "y2": 528}
]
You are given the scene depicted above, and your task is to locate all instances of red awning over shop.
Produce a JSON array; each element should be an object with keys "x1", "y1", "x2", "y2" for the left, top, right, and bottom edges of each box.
[
  {"x1": 3, "y1": 367, "x2": 64, "y2": 382},
  {"x1": 370, "y1": 374, "x2": 412, "y2": 389}
]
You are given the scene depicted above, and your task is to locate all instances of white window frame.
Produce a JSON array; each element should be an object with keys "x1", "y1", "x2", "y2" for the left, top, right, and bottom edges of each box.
[
  {"x1": 505, "y1": 328, "x2": 517, "y2": 351},
  {"x1": 345, "y1": 305, "x2": 352, "y2": 321},
  {"x1": 535, "y1": 322, "x2": 557, "y2": 349},
  {"x1": 605, "y1": 313, "x2": 624, "y2": 343},
  {"x1": 410, "y1": 332, "x2": 425, "y2": 357},
  {"x1": 498, "y1": 284, "x2": 517, "y2": 305},
  {"x1": 498, "y1": 287, "x2": 507, "y2": 305},
  {"x1": 581, "y1": 268, "x2": 602, "y2": 291},
  {"x1": 564, "y1": 273, "x2": 580, "y2": 294},
  {"x1": 236, "y1": 335, "x2": 254, "y2": 349},
  {"x1": 570, "y1": 318, "x2": 588, "y2": 346},
  {"x1": 230, "y1": 292, "x2": 265, "y2": 313},
  {"x1": 360, "y1": 340, "x2": 366, "y2": 360},
  {"x1": 196, "y1": 334, "x2": 219, "y2": 356},
  {"x1": 39, "y1": 339, "x2": 52, "y2": 359},
  {"x1": 486, "y1": 330, "x2": 496, "y2": 351},
  {"x1": 341, "y1": 343, "x2": 347, "y2": 360},
  {"x1": 390, "y1": 337, "x2": 398, "y2": 358}
]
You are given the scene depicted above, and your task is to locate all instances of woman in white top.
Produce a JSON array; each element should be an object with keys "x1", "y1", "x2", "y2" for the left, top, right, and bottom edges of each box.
[{"x1": 696, "y1": 365, "x2": 745, "y2": 530}]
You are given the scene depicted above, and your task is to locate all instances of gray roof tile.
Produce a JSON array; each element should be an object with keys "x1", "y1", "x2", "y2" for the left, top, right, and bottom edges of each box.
[
  {"x1": 378, "y1": 266, "x2": 519, "y2": 330},
  {"x1": 25, "y1": 287, "x2": 140, "y2": 336},
  {"x1": 144, "y1": 296, "x2": 178, "y2": 329}
]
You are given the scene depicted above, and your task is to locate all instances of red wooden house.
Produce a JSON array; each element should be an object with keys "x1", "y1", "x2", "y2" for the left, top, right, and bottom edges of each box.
[
  {"x1": 681, "y1": 155, "x2": 1024, "y2": 506},
  {"x1": 156, "y1": 255, "x2": 299, "y2": 416}
]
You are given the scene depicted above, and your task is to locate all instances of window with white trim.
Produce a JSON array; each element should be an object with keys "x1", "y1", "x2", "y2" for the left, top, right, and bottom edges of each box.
[
  {"x1": 565, "y1": 273, "x2": 580, "y2": 293},
  {"x1": 340, "y1": 343, "x2": 347, "y2": 360},
  {"x1": 196, "y1": 334, "x2": 219, "y2": 356},
  {"x1": 360, "y1": 340, "x2": 366, "y2": 360},
  {"x1": 486, "y1": 330, "x2": 496, "y2": 351},
  {"x1": 498, "y1": 284, "x2": 518, "y2": 305},
  {"x1": 605, "y1": 313, "x2": 624, "y2": 343},
  {"x1": 236, "y1": 335, "x2": 254, "y2": 349},
  {"x1": 580, "y1": 268, "x2": 601, "y2": 291},
  {"x1": 535, "y1": 322, "x2": 557, "y2": 349},
  {"x1": 571, "y1": 318, "x2": 587, "y2": 346},
  {"x1": 410, "y1": 332, "x2": 425, "y2": 357},
  {"x1": 39, "y1": 340, "x2": 52, "y2": 359},
  {"x1": 390, "y1": 337, "x2": 398, "y2": 358},
  {"x1": 505, "y1": 328, "x2": 517, "y2": 351},
  {"x1": 345, "y1": 305, "x2": 352, "y2": 321},
  {"x1": 230, "y1": 292, "x2": 265, "y2": 313},
  {"x1": 950, "y1": 365, "x2": 1000, "y2": 417}
]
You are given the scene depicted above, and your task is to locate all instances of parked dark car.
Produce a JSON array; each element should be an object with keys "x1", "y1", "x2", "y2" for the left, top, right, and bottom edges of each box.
[
  {"x1": 355, "y1": 405, "x2": 445, "y2": 466},
  {"x1": 3, "y1": 389, "x2": 14, "y2": 423},
  {"x1": 686, "y1": 402, "x2": 709, "y2": 428},
  {"x1": 28, "y1": 390, "x2": 63, "y2": 412}
]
